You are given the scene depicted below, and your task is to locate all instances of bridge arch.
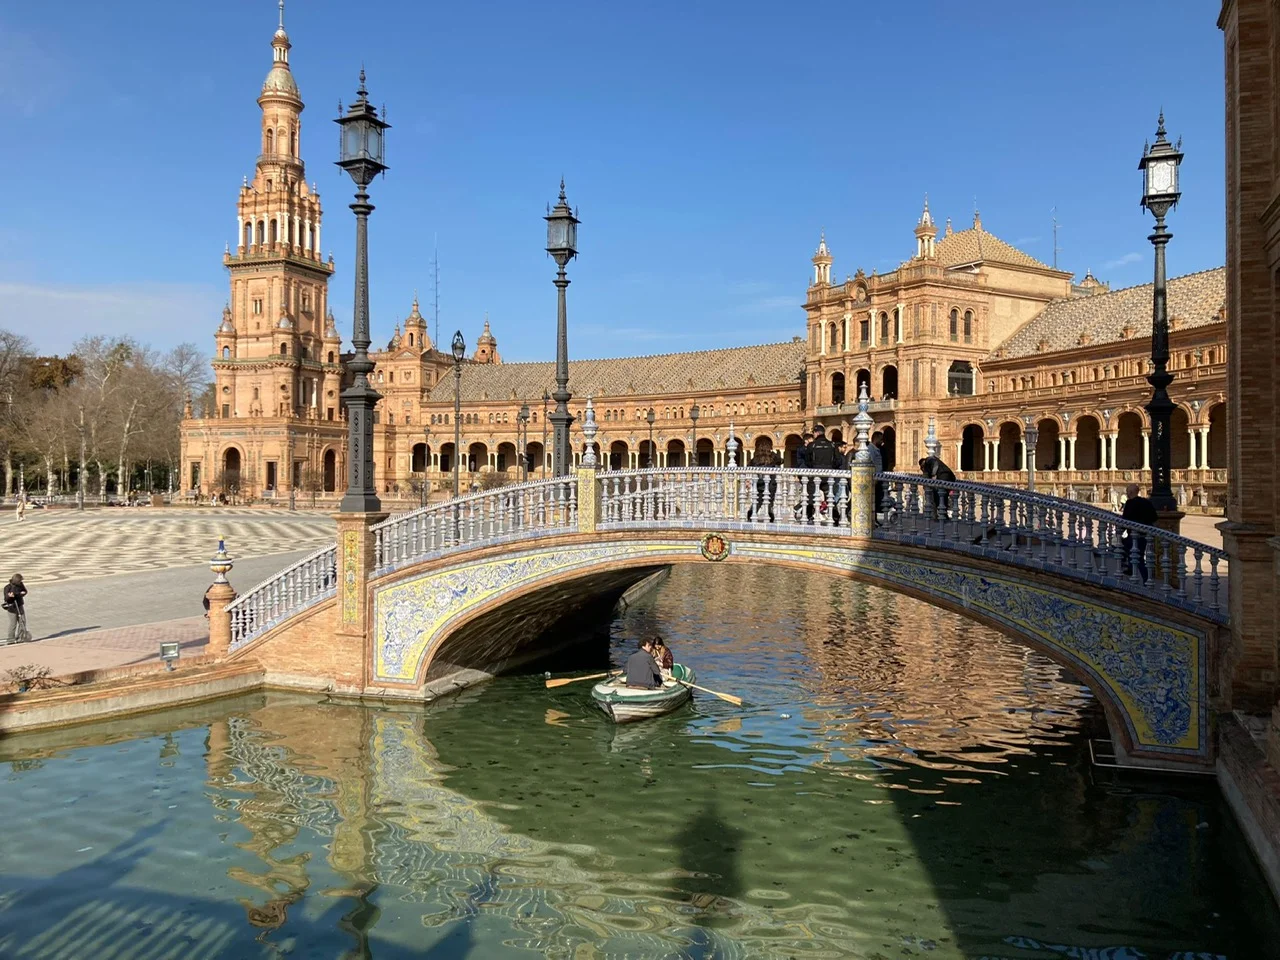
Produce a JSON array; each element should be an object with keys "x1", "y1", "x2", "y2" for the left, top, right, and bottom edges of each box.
[{"x1": 365, "y1": 530, "x2": 1213, "y2": 766}]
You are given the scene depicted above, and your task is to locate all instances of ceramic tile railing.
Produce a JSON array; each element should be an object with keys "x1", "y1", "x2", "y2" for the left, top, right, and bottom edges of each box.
[
  {"x1": 372, "y1": 476, "x2": 578, "y2": 576},
  {"x1": 876, "y1": 472, "x2": 1227, "y2": 622},
  {"x1": 227, "y1": 544, "x2": 338, "y2": 652},
  {"x1": 597, "y1": 467, "x2": 853, "y2": 534}
]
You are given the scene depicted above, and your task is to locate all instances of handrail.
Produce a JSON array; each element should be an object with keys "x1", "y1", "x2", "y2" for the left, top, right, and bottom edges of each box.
[
  {"x1": 875, "y1": 472, "x2": 1227, "y2": 621},
  {"x1": 226, "y1": 543, "x2": 337, "y2": 651},
  {"x1": 373, "y1": 475, "x2": 578, "y2": 575}
]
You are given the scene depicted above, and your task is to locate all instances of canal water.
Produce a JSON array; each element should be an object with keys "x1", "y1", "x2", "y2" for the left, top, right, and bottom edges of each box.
[{"x1": 0, "y1": 564, "x2": 1277, "y2": 959}]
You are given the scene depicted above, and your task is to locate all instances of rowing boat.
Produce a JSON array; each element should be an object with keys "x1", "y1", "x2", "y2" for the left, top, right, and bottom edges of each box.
[{"x1": 591, "y1": 664, "x2": 696, "y2": 724}]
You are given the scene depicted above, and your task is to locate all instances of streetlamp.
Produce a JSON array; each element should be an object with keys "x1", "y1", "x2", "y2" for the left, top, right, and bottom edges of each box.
[
  {"x1": 451, "y1": 331, "x2": 465, "y2": 498},
  {"x1": 689, "y1": 404, "x2": 700, "y2": 467},
  {"x1": 541, "y1": 389, "x2": 549, "y2": 478},
  {"x1": 1139, "y1": 111, "x2": 1183, "y2": 516},
  {"x1": 544, "y1": 180, "x2": 580, "y2": 477},
  {"x1": 518, "y1": 403, "x2": 531, "y2": 481},
  {"x1": 646, "y1": 407, "x2": 656, "y2": 468},
  {"x1": 1023, "y1": 415, "x2": 1039, "y2": 492},
  {"x1": 334, "y1": 69, "x2": 389, "y2": 514}
]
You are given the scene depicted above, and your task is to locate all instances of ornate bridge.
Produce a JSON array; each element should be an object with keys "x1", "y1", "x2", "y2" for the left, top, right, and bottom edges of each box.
[{"x1": 216, "y1": 464, "x2": 1228, "y2": 769}]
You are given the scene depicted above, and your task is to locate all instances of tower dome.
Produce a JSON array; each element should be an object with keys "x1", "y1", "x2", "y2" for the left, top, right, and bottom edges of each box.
[
  {"x1": 473, "y1": 315, "x2": 500, "y2": 364},
  {"x1": 260, "y1": 0, "x2": 300, "y2": 103}
]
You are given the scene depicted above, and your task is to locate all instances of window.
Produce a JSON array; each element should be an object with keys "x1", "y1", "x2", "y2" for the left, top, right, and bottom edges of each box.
[
  {"x1": 949, "y1": 309, "x2": 959, "y2": 342},
  {"x1": 253, "y1": 299, "x2": 263, "y2": 315},
  {"x1": 327, "y1": 407, "x2": 334, "y2": 421},
  {"x1": 879, "y1": 312, "x2": 890, "y2": 342},
  {"x1": 280, "y1": 343, "x2": 288, "y2": 356},
  {"x1": 221, "y1": 346, "x2": 230, "y2": 359},
  {"x1": 252, "y1": 387, "x2": 259, "y2": 400},
  {"x1": 221, "y1": 403, "x2": 230, "y2": 418},
  {"x1": 408, "y1": 333, "x2": 414, "y2": 346},
  {"x1": 301, "y1": 292, "x2": 310, "y2": 311},
  {"x1": 327, "y1": 351, "x2": 335, "y2": 363},
  {"x1": 859, "y1": 319, "x2": 869, "y2": 344},
  {"x1": 963, "y1": 310, "x2": 973, "y2": 343}
]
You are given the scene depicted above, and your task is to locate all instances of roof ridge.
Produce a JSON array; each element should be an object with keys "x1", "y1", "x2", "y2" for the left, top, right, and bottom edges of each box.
[{"x1": 465, "y1": 338, "x2": 804, "y2": 367}]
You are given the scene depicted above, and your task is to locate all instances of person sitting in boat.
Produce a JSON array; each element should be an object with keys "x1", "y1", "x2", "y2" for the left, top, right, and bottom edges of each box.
[
  {"x1": 650, "y1": 636, "x2": 674, "y2": 675},
  {"x1": 625, "y1": 638, "x2": 663, "y2": 689}
]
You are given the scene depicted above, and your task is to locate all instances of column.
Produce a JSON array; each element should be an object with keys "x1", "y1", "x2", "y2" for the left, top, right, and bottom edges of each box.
[
  {"x1": 1018, "y1": 439, "x2": 1026, "y2": 472},
  {"x1": 314, "y1": 222, "x2": 321, "y2": 254},
  {"x1": 1199, "y1": 426, "x2": 1210, "y2": 469},
  {"x1": 955, "y1": 440, "x2": 963, "y2": 469},
  {"x1": 1067, "y1": 436, "x2": 1077, "y2": 471},
  {"x1": 819, "y1": 323, "x2": 827, "y2": 356},
  {"x1": 293, "y1": 215, "x2": 301, "y2": 249},
  {"x1": 304, "y1": 218, "x2": 312, "y2": 250},
  {"x1": 1141, "y1": 431, "x2": 1150, "y2": 470},
  {"x1": 867, "y1": 309, "x2": 875, "y2": 348},
  {"x1": 895, "y1": 304, "x2": 905, "y2": 344},
  {"x1": 1058, "y1": 436, "x2": 1067, "y2": 471}
]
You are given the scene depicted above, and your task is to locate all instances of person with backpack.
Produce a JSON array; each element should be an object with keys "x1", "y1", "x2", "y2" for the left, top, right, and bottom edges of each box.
[
  {"x1": 3, "y1": 574, "x2": 29, "y2": 644},
  {"x1": 807, "y1": 426, "x2": 839, "y2": 522}
]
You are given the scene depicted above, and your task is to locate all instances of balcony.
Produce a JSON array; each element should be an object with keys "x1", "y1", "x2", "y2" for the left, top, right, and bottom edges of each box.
[{"x1": 815, "y1": 399, "x2": 896, "y2": 417}]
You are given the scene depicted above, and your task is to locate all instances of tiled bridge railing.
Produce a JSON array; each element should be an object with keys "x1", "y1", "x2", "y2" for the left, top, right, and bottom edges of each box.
[
  {"x1": 224, "y1": 467, "x2": 1227, "y2": 652},
  {"x1": 875, "y1": 472, "x2": 1228, "y2": 623}
]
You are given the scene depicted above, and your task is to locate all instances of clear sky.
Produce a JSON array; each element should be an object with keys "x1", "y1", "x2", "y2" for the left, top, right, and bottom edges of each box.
[{"x1": 0, "y1": 0, "x2": 1225, "y2": 361}]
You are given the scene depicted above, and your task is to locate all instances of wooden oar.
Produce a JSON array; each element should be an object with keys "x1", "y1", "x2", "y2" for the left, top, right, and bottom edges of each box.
[
  {"x1": 677, "y1": 679, "x2": 744, "y2": 707},
  {"x1": 545, "y1": 671, "x2": 614, "y2": 688}
]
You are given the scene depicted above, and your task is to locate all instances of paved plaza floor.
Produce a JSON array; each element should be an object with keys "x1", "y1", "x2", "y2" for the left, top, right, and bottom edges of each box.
[{"x1": 0, "y1": 507, "x2": 331, "y2": 677}]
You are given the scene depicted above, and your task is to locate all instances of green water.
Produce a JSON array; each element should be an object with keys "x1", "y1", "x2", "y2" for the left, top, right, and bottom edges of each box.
[{"x1": 0, "y1": 564, "x2": 1276, "y2": 959}]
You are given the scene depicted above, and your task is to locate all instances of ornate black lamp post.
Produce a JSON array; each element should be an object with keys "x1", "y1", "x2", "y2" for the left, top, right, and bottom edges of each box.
[
  {"x1": 1139, "y1": 112, "x2": 1183, "y2": 515},
  {"x1": 518, "y1": 403, "x2": 531, "y2": 481},
  {"x1": 541, "y1": 389, "x2": 550, "y2": 478},
  {"x1": 334, "y1": 70, "x2": 389, "y2": 514},
  {"x1": 544, "y1": 181, "x2": 580, "y2": 477},
  {"x1": 451, "y1": 331, "x2": 465, "y2": 498},
  {"x1": 689, "y1": 404, "x2": 700, "y2": 467},
  {"x1": 646, "y1": 407, "x2": 656, "y2": 467}
]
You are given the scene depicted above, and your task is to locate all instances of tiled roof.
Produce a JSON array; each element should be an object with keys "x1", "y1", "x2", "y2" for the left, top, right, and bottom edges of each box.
[
  {"x1": 935, "y1": 227, "x2": 1053, "y2": 271},
  {"x1": 427, "y1": 340, "x2": 807, "y2": 403},
  {"x1": 992, "y1": 266, "x2": 1225, "y2": 361}
]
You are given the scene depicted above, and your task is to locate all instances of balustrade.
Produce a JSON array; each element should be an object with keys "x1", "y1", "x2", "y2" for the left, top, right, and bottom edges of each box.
[
  {"x1": 226, "y1": 544, "x2": 338, "y2": 652},
  {"x1": 598, "y1": 467, "x2": 852, "y2": 533},
  {"x1": 876, "y1": 472, "x2": 1227, "y2": 621},
  {"x1": 372, "y1": 476, "x2": 578, "y2": 575}
]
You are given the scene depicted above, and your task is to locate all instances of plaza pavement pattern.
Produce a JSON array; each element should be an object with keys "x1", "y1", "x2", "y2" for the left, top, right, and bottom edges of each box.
[{"x1": 0, "y1": 507, "x2": 333, "y2": 678}]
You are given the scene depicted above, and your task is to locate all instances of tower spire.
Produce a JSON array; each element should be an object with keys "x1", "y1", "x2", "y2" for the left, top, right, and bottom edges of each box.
[{"x1": 278, "y1": 0, "x2": 285, "y2": 30}]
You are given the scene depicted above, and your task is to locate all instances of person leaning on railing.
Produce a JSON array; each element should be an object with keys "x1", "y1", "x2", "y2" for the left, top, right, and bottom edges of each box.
[
  {"x1": 918, "y1": 454, "x2": 957, "y2": 519},
  {"x1": 1120, "y1": 482, "x2": 1158, "y2": 583}
]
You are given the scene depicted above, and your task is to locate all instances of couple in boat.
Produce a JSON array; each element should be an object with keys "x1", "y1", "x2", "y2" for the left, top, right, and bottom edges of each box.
[{"x1": 624, "y1": 636, "x2": 674, "y2": 689}]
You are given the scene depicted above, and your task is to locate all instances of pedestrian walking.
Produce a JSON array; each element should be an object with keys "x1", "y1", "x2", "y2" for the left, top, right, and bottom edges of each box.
[
  {"x1": 2, "y1": 574, "x2": 30, "y2": 643},
  {"x1": 1120, "y1": 482, "x2": 1158, "y2": 583},
  {"x1": 15, "y1": 497, "x2": 25, "y2": 521}
]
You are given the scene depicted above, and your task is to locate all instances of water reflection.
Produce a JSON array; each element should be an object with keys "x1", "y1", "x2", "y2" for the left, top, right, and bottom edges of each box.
[{"x1": 0, "y1": 565, "x2": 1275, "y2": 958}]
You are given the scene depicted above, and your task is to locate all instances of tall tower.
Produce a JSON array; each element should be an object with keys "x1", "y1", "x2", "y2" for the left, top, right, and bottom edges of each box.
[
  {"x1": 215, "y1": 0, "x2": 336, "y2": 422},
  {"x1": 914, "y1": 196, "x2": 938, "y2": 260},
  {"x1": 811, "y1": 231, "x2": 833, "y2": 286}
]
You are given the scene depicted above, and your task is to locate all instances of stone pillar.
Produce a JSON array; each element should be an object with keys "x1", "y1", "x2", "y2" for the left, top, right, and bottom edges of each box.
[
  {"x1": 1018, "y1": 439, "x2": 1026, "y2": 471},
  {"x1": 1142, "y1": 431, "x2": 1151, "y2": 471},
  {"x1": 849, "y1": 461, "x2": 875, "y2": 537},
  {"x1": 1067, "y1": 436, "x2": 1077, "y2": 471},
  {"x1": 334, "y1": 510, "x2": 388, "y2": 689},
  {"x1": 1199, "y1": 426, "x2": 1211, "y2": 469},
  {"x1": 1058, "y1": 436, "x2": 1067, "y2": 471},
  {"x1": 205, "y1": 539, "x2": 236, "y2": 660},
  {"x1": 577, "y1": 465, "x2": 600, "y2": 534}
]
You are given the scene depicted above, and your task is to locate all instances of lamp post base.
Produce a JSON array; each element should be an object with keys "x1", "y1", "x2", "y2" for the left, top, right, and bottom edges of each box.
[{"x1": 1153, "y1": 508, "x2": 1184, "y2": 536}]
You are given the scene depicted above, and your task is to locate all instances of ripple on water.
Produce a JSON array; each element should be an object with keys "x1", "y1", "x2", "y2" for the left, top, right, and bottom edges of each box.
[{"x1": 0, "y1": 564, "x2": 1276, "y2": 958}]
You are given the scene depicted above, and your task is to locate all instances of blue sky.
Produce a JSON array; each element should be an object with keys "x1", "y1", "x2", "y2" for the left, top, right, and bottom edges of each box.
[{"x1": 0, "y1": 1, "x2": 1224, "y2": 360}]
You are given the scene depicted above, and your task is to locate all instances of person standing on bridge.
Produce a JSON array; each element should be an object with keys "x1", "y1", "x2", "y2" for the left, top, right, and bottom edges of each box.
[
  {"x1": 1120, "y1": 483, "x2": 1158, "y2": 583},
  {"x1": 625, "y1": 638, "x2": 663, "y2": 689},
  {"x1": 918, "y1": 454, "x2": 956, "y2": 519}
]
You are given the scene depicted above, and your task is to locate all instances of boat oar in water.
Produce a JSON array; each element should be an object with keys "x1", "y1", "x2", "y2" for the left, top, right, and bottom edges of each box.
[
  {"x1": 545, "y1": 672, "x2": 615, "y2": 689},
  {"x1": 677, "y1": 679, "x2": 743, "y2": 707}
]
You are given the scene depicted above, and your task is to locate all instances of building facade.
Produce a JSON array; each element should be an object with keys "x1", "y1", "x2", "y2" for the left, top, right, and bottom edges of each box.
[{"x1": 181, "y1": 12, "x2": 1228, "y2": 516}]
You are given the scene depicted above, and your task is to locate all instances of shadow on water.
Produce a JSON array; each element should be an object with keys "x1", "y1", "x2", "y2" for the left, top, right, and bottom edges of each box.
[{"x1": 673, "y1": 799, "x2": 745, "y2": 959}]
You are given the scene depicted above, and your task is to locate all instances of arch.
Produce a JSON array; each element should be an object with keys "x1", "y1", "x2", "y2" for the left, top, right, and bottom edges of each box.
[
  {"x1": 695, "y1": 437, "x2": 715, "y2": 467},
  {"x1": 947, "y1": 360, "x2": 974, "y2": 397},
  {"x1": 242, "y1": 221, "x2": 252, "y2": 248},
  {"x1": 280, "y1": 342, "x2": 288, "y2": 356},
  {"x1": 365, "y1": 535, "x2": 1210, "y2": 762},
  {"x1": 1116, "y1": 411, "x2": 1144, "y2": 470},
  {"x1": 439, "y1": 443, "x2": 456, "y2": 475},
  {"x1": 221, "y1": 346, "x2": 230, "y2": 359},
  {"x1": 1035, "y1": 418, "x2": 1061, "y2": 470},
  {"x1": 855, "y1": 368, "x2": 871, "y2": 397},
  {"x1": 963, "y1": 310, "x2": 973, "y2": 343},
  {"x1": 666, "y1": 438, "x2": 686, "y2": 467},
  {"x1": 609, "y1": 440, "x2": 629, "y2": 471},
  {"x1": 783, "y1": 433, "x2": 804, "y2": 467},
  {"x1": 496, "y1": 442, "x2": 517, "y2": 472},
  {"x1": 327, "y1": 351, "x2": 335, "y2": 364},
  {"x1": 829, "y1": 428, "x2": 844, "y2": 445},
  {"x1": 828, "y1": 323, "x2": 839, "y2": 351},
  {"x1": 960, "y1": 424, "x2": 985, "y2": 472},
  {"x1": 322, "y1": 449, "x2": 337, "y2": 492},
  {"x1": 265, "y1": 128, "x2": 274, "y2": 152},
  {"x1": 997, "y1": 421, "x2": 1023, "y2": 471},
  {"x1": 879, "y1": 312, "x2": 890, "y2": 342},
  {"x1": 526, "y1": 440, "x2": 546, "y2": 474},
  {"x1": 753, "y1": 435, "x2": 774, "y2": 457},
  {"x1": 257, "y1": 220, "x2": 266, "y2": 245},
  {"x1": 879, "y1": 425, "x2": 897, "y2": 471},
  {"x1": 467, "y1": 442, "x2": 488, "y2": 473},
  {"x1": 411, "y1": 443, "x2": 428, "y2": 473},
  {"x1": 949, "y1": 308, "x2": 959, "y2": 342},
  {"x1": 881, "y1": 365, "x2": 898, "y2": 400},
  {"x1": 830, "y1": 371, "x2": 846, "y2": 405},
  {"x1": 269, "y1": 219, "x2": 278, "y2": 245},
  {"x1": 1207, "y1": 403, "x2": 1226, "y2": 469},
  {"x1": 1075, "y1": 415, "x2": 1102, "y2": 470},
  {"x1": 1171, "y1": 406, "x2": 1191, "y2": 469}
]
